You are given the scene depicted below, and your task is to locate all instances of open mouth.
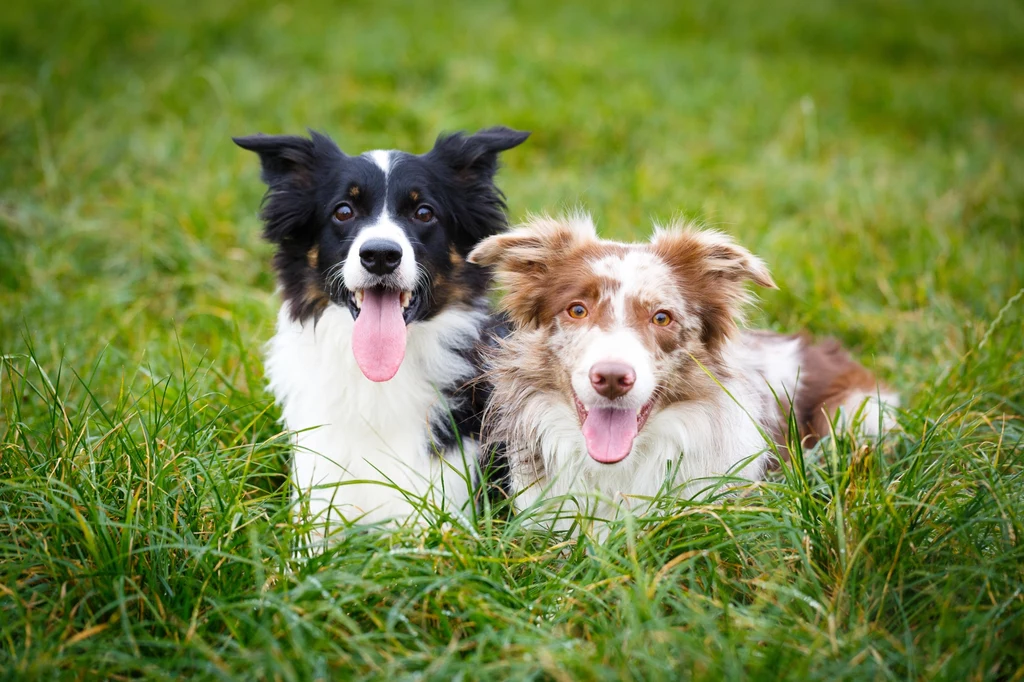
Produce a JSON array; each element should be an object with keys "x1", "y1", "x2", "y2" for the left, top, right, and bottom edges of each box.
[
  {"x1": 347, "y1": 287, "x2": 418, "y2": 323},
  {"x1": 347, "y1": 286, "x2": 421, "y2": 383},
  {"x1": 573, "y1": 392, "x2": 655, "y2": 465}
]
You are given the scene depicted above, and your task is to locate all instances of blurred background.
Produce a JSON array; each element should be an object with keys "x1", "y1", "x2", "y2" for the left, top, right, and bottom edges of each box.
[{"x1": 2, "y1": 0, "x2": 1023, "y2": 396}]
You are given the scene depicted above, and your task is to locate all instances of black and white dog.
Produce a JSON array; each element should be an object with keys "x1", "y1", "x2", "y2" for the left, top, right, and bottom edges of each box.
[{"x1": 234, "y1": 127, "x2": 528, "y2": 535}]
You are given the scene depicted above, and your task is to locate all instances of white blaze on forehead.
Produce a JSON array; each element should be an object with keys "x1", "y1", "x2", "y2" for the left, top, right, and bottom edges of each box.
[
  {"x1": 567, "y1": 249, "x2": 670, "y2": 410},
  {"x1": 364, "y1": 149, "x2": 393, "y2": 177},
  {"x1": 343, "y1": 149, "x2": 417, "y2": 291},
  {"x1": 590, "y1": 249, "x2": 676, "y2": 321}
]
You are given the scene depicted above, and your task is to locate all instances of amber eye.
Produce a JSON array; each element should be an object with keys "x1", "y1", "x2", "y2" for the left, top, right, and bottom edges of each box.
[
  {"x1": 414, "y1": 205, "x2": 435, "y2": 223},
  {"x1": 652, "y1": 311, "x2": 672, "y2": 326},
  {"x1": 567, "y1": 303, "x2": 588, "y2": 319},
  {"x1": 333, "y1": 203, "x2": 355, "y2": 222}
]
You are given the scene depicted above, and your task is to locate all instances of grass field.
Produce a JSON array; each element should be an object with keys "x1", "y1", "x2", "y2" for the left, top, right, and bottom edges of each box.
[{"x1": 2, "y1": 0, "x2": 1024, "y2": 678}]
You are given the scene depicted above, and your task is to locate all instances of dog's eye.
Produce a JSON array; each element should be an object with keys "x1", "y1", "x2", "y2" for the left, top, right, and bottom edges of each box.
[
  {"x1": 414, "y1": 205, "x2": 435, "y2": 223},
  {"x1": 333, "y1": 203, "x2": 355, "y2": 222},
  {"x1": 567, "y1": 303, "x2": 588, "y2": 319},
  {"x1": 652, "y1": 311, "x2": 672, "y2": 326}
]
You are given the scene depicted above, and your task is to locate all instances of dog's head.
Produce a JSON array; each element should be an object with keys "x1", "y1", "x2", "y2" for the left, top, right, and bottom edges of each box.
[
  {"x1": 235, "y1": 127, "x2": 529, "y2": 381},
  {"x1": 470, "y1": 214, "x2": 775, "y2": 465}
]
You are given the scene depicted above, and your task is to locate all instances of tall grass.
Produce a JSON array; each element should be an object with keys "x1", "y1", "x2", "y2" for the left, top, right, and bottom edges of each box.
[
  {"x1": 3, "y1": 299, "x2": 1021, "y2": 678},
  {"x1": 2, "y1": 0, "x2": 1023, "y2": 678}
]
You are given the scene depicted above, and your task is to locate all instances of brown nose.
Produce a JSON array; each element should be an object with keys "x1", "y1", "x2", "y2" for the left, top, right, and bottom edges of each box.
[{"x1": 589, "y1": 361, "x2": 636, "y2": 399}]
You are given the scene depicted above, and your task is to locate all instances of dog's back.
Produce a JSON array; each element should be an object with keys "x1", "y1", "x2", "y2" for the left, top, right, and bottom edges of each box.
[{"x1": 738, "y1": 330, "x2": 899, "y2": 457}]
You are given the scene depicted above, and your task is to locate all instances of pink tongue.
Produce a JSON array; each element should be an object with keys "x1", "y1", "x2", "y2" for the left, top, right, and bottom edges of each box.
[
  {"x1": 352, "y1": 289, "x2": 407, "y2": 382},
  {"x1": 582, "y1": 407, "x2": 638, "y2": 464}
]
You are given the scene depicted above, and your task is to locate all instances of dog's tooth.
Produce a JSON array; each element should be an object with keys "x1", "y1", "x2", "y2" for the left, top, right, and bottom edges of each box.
[
  {"x1": 401, "y1": 291, "x2": 412, "y2": 309},
  {"x1": 355, "y1": 290, "x2": 364, "y2": 308}
]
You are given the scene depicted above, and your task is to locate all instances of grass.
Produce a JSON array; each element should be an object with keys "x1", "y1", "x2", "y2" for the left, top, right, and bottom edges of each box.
[{"x1": 2, "y1": 0, "x2": 1023, "y2": 678}]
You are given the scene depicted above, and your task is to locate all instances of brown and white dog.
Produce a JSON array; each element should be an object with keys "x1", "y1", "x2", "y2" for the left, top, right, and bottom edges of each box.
[{"x1": 469, "y1": 214, "x2": 898, "y2": 524}]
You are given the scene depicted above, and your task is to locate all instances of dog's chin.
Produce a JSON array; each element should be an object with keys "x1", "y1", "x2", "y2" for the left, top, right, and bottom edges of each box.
[{"x1": 344, "y1": 285, "x2": 425, "y2": 324}]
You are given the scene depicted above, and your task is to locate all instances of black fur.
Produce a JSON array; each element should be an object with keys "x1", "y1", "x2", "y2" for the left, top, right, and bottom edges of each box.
[
  {"x1": 234, "y1": 127, "x2": 529, "y2": 324},
  {"x1": 234, "y1": 126, "x2": 527, "y2": 470}
]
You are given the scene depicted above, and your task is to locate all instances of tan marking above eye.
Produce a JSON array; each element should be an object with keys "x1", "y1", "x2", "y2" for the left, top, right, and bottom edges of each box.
[
  {"x1": 652, "y1": 310, "x2": 672, "y2": 326},
  {"x1": 567, "y1": 302, "x2": 588, "y2": 319},
  {"x1": 348, "y1": 186, "x2": 360, "y2": 197},
  {"x1": 410, "y1": 190, "x2": 420, "y2": 201}
]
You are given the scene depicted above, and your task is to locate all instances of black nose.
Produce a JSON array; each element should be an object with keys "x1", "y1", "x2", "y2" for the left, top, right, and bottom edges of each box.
[{"x1": 359, "y1": 239, "x2": 402, "y2": 275}]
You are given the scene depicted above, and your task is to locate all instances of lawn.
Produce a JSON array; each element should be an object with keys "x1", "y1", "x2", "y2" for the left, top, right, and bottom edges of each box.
[{"x1": 2, "y1": 0, "x2": 1023, "y2": 679}]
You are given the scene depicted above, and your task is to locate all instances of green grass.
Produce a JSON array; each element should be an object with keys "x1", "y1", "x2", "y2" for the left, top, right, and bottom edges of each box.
[{"x1": 2, "y1": 0, "x2": 1023, "y2": 678}]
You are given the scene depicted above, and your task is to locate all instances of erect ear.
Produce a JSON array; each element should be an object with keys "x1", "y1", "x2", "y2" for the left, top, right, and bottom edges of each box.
[
  {"x1": 651, "y1": 227, "x2": 776, "y2": 289},
  {"x1": 427, "y1": 126, "x2": 531, "y2": 253},
  {"x1": 234, "y1": 133, "x2": 317, "y2": 187},
  {"x1": 650, "y1": 226, "x2": 776, "y2": 350},
  {"x1": 469, "y1": 214, "x2": 597, "y2": 327},
  {"x1": 430, "y1": 126, "x2": 531, "y2": 179},
  {"x1": 233, "y1": 131, "x2": 341, "y2": 244}
]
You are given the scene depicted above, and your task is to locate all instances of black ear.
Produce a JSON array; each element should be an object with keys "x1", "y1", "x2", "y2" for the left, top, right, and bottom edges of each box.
[
  {"x1": 234, "y1": 131, "x2": 340, "y2": 244},
  {"x1": 233, "y1": 133, "x2": 318, "y2": 187},
  {"x1": 427, "y1": 126, "x2": 530, "y2": 252},
  {"x1": 430, "y1": 126, "x2": 530, "y2": 180}
]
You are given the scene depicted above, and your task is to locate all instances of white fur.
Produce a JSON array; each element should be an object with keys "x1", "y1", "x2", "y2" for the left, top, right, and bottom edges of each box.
[
  {"x1": 364, "y1": 149, "x2": 393, "y2": 175},
  {"x1": 835, "y1": 390, "x2": 901, "y2": 436},
  {"x1": 510, "y1": 262, "x2": 900, "y2": 533},
  {"x1": 342, "y1": 150, "x2": 418, "y2": 290},
  {"x1": 572, "y1": 328, "x2": 656, "y2": 410},
  {"x1": 730, "y1": 335, "x2": 900, "y2": 437},
  {"x1": 592, "y1": 251, "x2": 672, "y2": 319},
  {"x1": 342, "y1": 213, "x2": 418, "y2": 291},
  {"x1": 514, "y1": 339, "x2": 780, "y2": 529},
  {"x1": 266, "y1": 301, "x2": 483, "y2": 539}
]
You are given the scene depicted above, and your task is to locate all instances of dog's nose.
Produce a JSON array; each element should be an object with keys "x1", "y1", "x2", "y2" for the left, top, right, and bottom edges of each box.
[
  {"x1": 589, "y1": 361, "x2": 636, "y2": 400},
  {"x1": 359, "y1": 239, "x2": 403, "y2": 275}
]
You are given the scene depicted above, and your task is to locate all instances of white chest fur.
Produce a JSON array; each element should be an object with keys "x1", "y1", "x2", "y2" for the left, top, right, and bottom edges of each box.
[
  {"x1": 512, "y1": 383, "x2": 773, "y2": 527},
  {"x1": 265, "y1": 303, "x2": 484, "y2": 529}
]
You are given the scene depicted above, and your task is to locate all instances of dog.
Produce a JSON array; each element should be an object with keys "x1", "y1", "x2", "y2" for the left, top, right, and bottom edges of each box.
[
  {"x1": 234, "y1": 126, "x2": 529, "y2": 537},
  {"x1": 468, "y1": 214, "x2": 899, "y2": 526}
]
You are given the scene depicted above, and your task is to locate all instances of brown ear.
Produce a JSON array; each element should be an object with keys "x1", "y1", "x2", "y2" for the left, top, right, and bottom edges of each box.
[
  {"x1": 469, "y1": 214, "x2": 597, "y2": 326},
  {"x1": 651, "y1": 226, "x2": 776, "y2": 351}
]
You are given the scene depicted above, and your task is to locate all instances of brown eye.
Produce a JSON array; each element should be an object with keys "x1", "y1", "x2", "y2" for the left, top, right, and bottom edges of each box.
[
  {"x1": 333, "y1": 203, "x2": 355, "y2": 222},
  {"x1": 414, "y1": 205, "x2": 435, "y2": 223},
  {"x1": 652, "y1": 311, "x2": 672, "y2": 326},
  {"x1": 567, "y1": 303, "x2": 588, "y2": 319}
]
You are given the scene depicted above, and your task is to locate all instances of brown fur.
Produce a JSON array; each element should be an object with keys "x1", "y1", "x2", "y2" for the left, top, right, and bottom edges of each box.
[
  {"x1": 302, "y1": 279, "x2": 330, "y2": 316},
  {"x1": 651, "y1": 230, "x2": 775, "y2": 355},
  {"x1": 742, "y1": 329, "x2": 892, "y2": 461},
  {"x1": 429, "y1": 246, "x2": 483, "y2": 312},
  {"x1": 472, "y1": 216, "x2": 894, "y2": 481},
  {"x1": 793, "y1": 334, "x2": 881, "y2": 443},
  {"x1": 468, "y1": 215, "x2": 625, "y2": 328},
  {"x1": 482, "y1": 327, "x2": 568, "y2": 482}
]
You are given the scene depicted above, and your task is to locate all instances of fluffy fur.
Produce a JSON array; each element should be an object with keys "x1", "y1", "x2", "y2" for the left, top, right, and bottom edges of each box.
[
  {"x1": 470, "y1": 214, "x2": 899, "y2": 528},
  {"x1": 235, "y1": 127, "x2": 528, "y2": 538}
]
